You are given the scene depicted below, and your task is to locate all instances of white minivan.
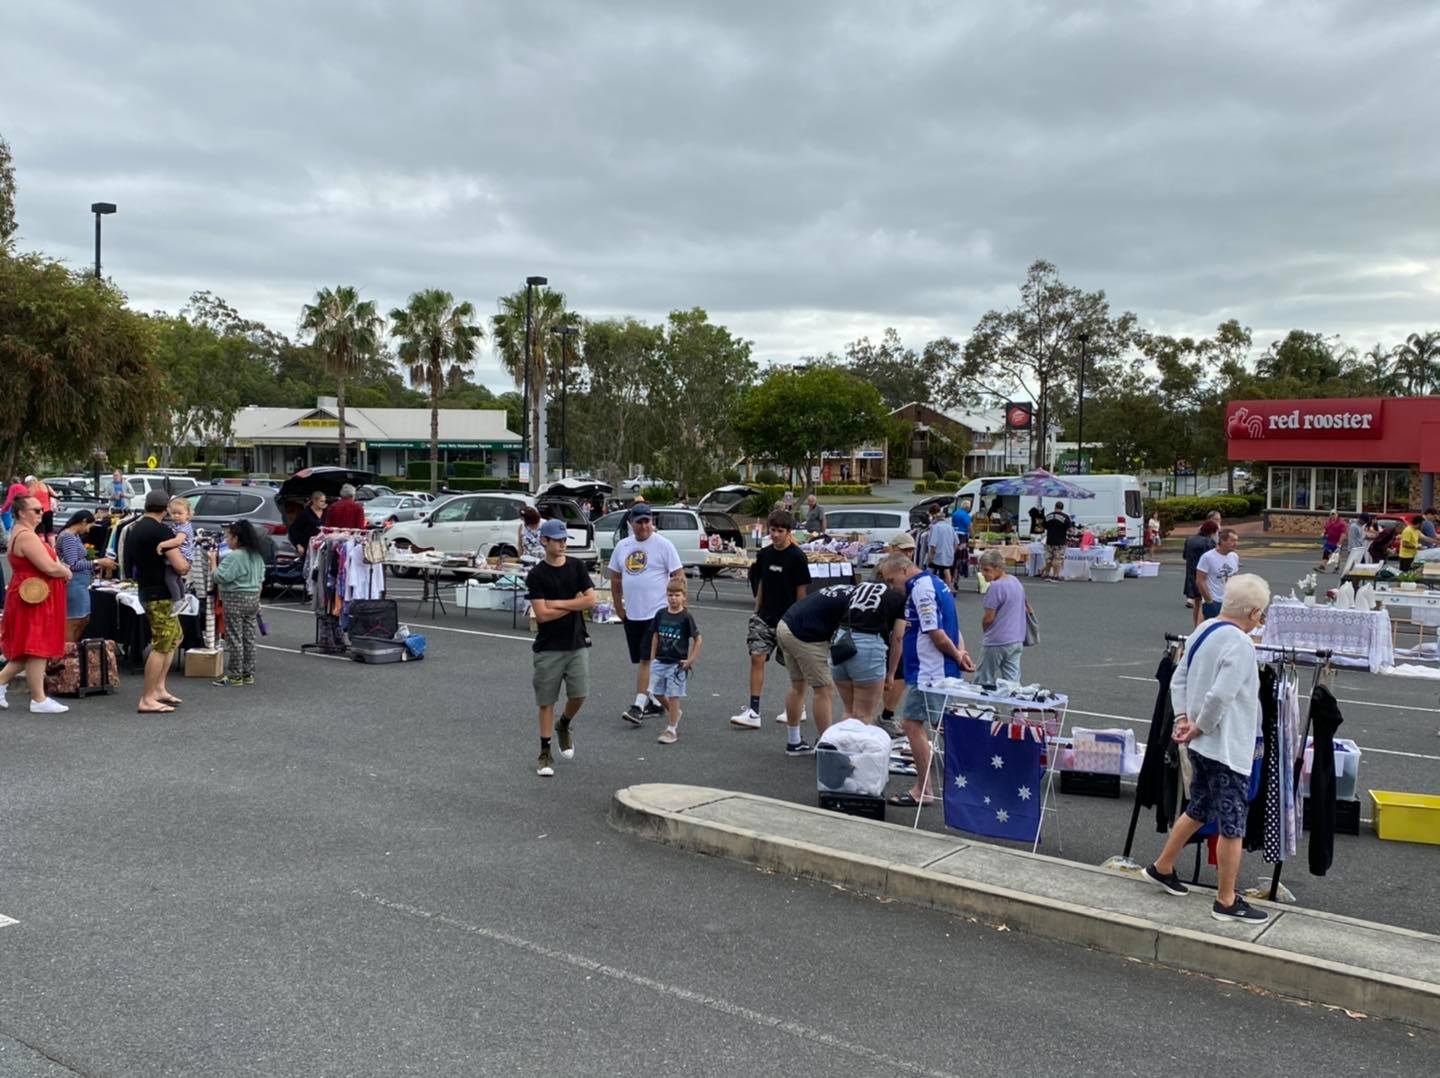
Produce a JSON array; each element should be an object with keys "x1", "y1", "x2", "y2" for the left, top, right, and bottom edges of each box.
[{"x1": 954, "y1": 474, "x2": 1144, "y2": 537}]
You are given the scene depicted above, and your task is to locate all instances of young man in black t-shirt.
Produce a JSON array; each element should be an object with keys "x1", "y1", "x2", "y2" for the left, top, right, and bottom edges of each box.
[
  {"x1": 526, "y1": 518, "x2": 596, "y2": 777},
  {"x1": 730, "y1": 510, "x2": 810, "y2": 732}
]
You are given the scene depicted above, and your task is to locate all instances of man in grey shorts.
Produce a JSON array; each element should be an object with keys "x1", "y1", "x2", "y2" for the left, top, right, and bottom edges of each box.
[{"x1": 526, "y1": 518, "x2": 596, "y2": 777}]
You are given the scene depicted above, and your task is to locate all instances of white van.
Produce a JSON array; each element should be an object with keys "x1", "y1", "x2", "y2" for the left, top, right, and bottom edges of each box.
[{"x1": 954, "y1": 474, "x2": 1144, "y2": 538}]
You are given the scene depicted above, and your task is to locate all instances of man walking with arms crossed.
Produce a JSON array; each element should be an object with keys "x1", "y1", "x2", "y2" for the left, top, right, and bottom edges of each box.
[
  {"x1": 610, "y1": 504, "x2": 685, "y2": 726},
  {"x1": 527, "y1": 518, "x2": 596, "y2": 777},
  {"x1": 731, "y1": 510, "x2": 810, "y2": 729}
]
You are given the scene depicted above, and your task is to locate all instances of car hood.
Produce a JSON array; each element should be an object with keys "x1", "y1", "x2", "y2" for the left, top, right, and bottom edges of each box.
[{"x1": 277, "y1": 467, "x2": 374, "y2": 503}]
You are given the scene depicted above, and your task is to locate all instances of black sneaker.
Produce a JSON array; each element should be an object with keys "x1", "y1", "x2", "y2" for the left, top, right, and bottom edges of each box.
[
  {"x1": 1142, "y1": 863, "x2": 1189, "y2": 897},
  {"x1": 785, "y1": 740, "x2": 815, "y2": 756},
  {"x1": 1212, "y1": 896, "x2": 1268, "y2": 923},
  {"x1": 642, "y1": 698, "x2": 665, "y2": 716},
  {"x1": 536, "y1": 749, "x2": 555, "y2": 777},
  {"x1": 621, "y1": 704, "x2": 645, "y2": 726},
  {"x1": 556, "y1": 720, "x2": 574, "y2": 760}
]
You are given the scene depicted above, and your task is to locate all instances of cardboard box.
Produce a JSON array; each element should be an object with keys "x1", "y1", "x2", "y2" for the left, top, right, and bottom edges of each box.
[{"x1": 184, "y1": 648, "x2": 224, "y2": 678}]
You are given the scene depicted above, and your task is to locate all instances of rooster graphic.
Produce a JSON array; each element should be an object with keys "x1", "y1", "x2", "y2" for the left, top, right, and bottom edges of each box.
[{"x1": 1227, "y1": 407, "x2": 1265, "y2": 439}]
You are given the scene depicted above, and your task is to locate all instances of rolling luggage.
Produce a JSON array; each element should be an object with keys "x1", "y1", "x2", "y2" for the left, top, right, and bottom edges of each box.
[{"x1": 44, "y1": 639, "x2": 120, "y2": 698}]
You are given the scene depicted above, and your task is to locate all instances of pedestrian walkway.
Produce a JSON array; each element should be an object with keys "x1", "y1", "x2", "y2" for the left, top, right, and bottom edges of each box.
[{"x1": 611, "y1": 784, "x2": 1440, "y2": 1030}]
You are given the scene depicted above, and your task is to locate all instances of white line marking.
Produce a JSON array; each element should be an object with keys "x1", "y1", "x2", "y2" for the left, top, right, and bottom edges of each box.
[
  {"x1": 257, "y1": 643, "x2": 348, "y2": 661},
  {"x1": 353, "y1": 889, "x2": 962, "y2": 1078},
  {"x1": 1117, "y1": 674, "x2": 1440, "y2": 715},
  {"x1": 0, "y1": 914, "x2": 17, "y2": 928},
  {"x1": 262, "y1": 605, "x2": 533, "y2": 643}
]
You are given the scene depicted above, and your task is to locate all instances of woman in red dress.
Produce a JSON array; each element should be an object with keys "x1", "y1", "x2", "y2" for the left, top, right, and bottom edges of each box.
[{"x1": 0, "y1": 494, "x2": 72, "y2": 713}]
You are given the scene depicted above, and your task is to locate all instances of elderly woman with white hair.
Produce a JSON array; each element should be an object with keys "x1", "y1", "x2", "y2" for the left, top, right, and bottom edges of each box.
[
  {"x1": 1142, "y1": 572, "x2": 1272, "y2": 924},
  {"x1": 975, "y1": 549, "x2": 1030, "y2": 685}
]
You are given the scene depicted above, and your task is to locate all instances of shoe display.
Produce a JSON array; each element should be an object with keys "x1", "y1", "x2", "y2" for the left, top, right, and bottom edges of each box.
[
  {"x1": 557, "y1": 720, "x2": 575, "y2": 759},
  {"x1": 729, "y1": 707, "x2": 762, "y2": 729},
  {"x1": 621, "y1": 704, "x2": 646, "y2": 726},
  {"x1": 536, "y1": 749, "x2": 555, "y2": 777}
]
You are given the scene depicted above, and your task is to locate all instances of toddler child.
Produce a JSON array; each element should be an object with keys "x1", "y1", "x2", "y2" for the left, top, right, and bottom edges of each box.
[
  {"x1": 649, "y1": 578, "x2": 702, "y2": 744},
  {"x1": 158, "y1": 496, "x2": 196, "y2": 601}
]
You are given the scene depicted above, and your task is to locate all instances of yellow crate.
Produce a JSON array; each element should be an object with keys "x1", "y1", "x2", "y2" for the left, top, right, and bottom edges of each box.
[{"x1": 1369, "y1": 790, "x2": 1440, "y2": 845}]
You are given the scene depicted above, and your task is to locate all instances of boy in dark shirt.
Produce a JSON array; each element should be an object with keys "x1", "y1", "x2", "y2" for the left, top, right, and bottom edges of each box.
[
  {"x1": 649, "y1": 578, "x2": 702, "y2": 745},
  {"x1": 526, "y1": 518, "x2": 596, "y2": 777},
  {"x1": 730, "y1": 510, "x2": 811, "y2": 730}
]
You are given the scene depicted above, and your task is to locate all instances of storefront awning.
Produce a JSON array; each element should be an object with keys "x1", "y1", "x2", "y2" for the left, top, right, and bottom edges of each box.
[{"x1": 368, "y1": 441, "x2": 518, "y2": 450}]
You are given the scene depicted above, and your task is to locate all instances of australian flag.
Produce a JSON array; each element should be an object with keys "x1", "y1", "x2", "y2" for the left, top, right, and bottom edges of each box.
[{"x1": 942, "y1": 714, "x2": 1045, "y2": 843}]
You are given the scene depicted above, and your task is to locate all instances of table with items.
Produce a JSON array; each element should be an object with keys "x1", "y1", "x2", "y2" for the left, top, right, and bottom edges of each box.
[
  {"x1": 1261, "y1": 599, "x2": 1393, "y2": 672},
  {"x1": 87, "y1": 583, "x2": 206, "y2": 672},
  {"x1": 1061, "y1": 546, "x2": 1116, "y2": 581}
]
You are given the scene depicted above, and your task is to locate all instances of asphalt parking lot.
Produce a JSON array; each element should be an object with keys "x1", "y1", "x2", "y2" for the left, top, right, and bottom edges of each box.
[{"x1": 3, "y1": 548, "x2": 1439, "y2": 1074}]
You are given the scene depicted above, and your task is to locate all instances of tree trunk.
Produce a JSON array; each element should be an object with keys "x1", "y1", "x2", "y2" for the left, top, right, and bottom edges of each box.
[
  {"x1": 336, "y1": 362, "x2": 348, "y2": 469},
  {"x1": 429, "y1": 370, "x2": 440, "y2": 496}
]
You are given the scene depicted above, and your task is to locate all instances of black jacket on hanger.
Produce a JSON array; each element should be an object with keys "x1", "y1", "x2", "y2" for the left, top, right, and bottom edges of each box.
[
  {"x1": 1307, "y1": 685, "x2": 1344, "y2": 876},
  {"x1": 1136, "y1": 651, "x2": 1181, "y2": 833}
]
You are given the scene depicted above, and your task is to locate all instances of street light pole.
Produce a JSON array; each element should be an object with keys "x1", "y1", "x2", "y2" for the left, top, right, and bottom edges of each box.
[
  {"x1": 552, "y1": 326, "x2": 577, "y2": 481},
  {"x1": 90, "y1": 202, "x2": 116, "y2": 279},
  {"x1": 1076, "y1": 332, "x2": 1090, "y2": 474},
  {"x1": 523, "y1": 275, "x2": 547, "y2": 491}
]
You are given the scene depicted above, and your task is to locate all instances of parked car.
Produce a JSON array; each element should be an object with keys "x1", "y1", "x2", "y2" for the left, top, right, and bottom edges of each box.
[
  {"x1": 393, "y1": 490, "x2": 435, "y2": 503},
  {"x1": 821, "y1": 507, "x2": 911, "y2": 545},
  {"x1": 385, "y1": 492, "x2": 597, "y2": 573},
  {"x1": 182, "y1": 484, "x2": 297, "y2": 582},
  {"x1": 622, "y1": 474, "x2": 667, "y2": 492},
  {"x1": 697, "y1": 484, "x2": 760, "y2": 514},
  {"x1": 43, "y1": 478, "x2": 108, "y2": 517},
  {"x1": 594, "y1": 507, "x2": 744, "y2": 569},
  {"x1": 122, "y1": 471, "x2": 200, "y2": 510},
  {"x1": 362, "y1": 494, "x2": 429, "y2": 527},
  {"x1": 909, "y1": 493, "x2": 957, "y2": 528},
  {"x1": 356, "y1": 484, "x2": 396, "y2": 501}
]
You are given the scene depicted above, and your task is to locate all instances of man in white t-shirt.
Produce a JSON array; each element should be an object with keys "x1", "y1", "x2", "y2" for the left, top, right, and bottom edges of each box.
[
  {"x1": 1195, "y1": 528, "x2": 1240, "y2": 621},
  {"x1": 609, "y1": 504, "x2": 685, "y2": 725}
]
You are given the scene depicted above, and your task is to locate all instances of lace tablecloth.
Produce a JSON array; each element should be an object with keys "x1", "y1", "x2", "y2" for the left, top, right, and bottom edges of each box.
[{"x1": 1262, "y1": 601, "x2": 1393, "y2": 672}]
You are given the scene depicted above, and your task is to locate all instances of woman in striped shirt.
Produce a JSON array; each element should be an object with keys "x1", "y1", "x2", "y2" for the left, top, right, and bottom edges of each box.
[{"x1": 55, "y1": 511, "x2": 117, "y2": 641}]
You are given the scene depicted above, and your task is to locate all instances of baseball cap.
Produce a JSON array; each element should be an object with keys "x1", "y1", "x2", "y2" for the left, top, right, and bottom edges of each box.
[
  {"x1": 627, "y1": 504, "x2": 653, "y2": 522},
  {"x1": 539, "y1": 518, "x2": 569, "y2": 540},
  {"x1": 144, "y1": 489, "x2": 170, "y2": 512},
  {"x1": 886, "y1": 532, "x2": 917, "y2": 551}
]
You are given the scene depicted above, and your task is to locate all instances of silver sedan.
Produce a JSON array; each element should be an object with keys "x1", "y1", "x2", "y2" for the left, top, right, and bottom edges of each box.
[{"x1": 363, "y1": 495, "x2": 429, "y2": 527}]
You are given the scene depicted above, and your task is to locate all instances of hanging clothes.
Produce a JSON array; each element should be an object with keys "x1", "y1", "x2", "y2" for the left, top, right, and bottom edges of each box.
[
  {"x1": 1279, "y1": 669, "x2": 1301, "y2": 861},
  {"x1": 1136, "y1": 650, "x2": 1183, "y2": 833},
  {"x1": 1307, "y1": 685, "x2": 1344, "y2": 876},
  {"x1": 1247, "y1": 666, "x2": 1281, "y2": 856}
]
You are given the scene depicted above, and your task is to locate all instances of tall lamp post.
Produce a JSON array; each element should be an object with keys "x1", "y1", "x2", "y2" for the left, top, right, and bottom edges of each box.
[
  {"x1": 90, "y1": 202, "x2": 116, "y2": 279},
  {"x1": 522, "y1": 275, "x2": 547, "y2": 491},
  {"x1": 1075, "y1": 332, "x2": 1090, "y2": 474},
  {"x1": 551, "y1": 325, "x2": 577, "y2": 481}
]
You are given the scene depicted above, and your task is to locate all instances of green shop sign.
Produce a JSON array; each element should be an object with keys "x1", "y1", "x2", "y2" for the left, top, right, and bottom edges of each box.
[{"x1": 370, "y1": 441, "x2": 519, "y2": 450}]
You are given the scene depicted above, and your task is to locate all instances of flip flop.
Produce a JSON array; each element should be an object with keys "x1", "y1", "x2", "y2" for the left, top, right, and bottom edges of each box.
[
  {"x1": 887, "y1": 793, "x2": 935, "y2": 808},
  {"x1": 137, "y1": 704, "x2": 175, "y2": 714},
  {"x1": 160, "y1": 696, "x2": 183, "y2": 706}
]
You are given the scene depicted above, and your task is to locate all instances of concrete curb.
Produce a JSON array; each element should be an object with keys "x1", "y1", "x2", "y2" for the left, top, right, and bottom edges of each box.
[{"x1": 610, "y1": 784, "x2": 1440, "y2": 1031}]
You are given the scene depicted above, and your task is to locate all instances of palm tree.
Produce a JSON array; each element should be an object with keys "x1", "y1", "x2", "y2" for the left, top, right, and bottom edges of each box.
[
  {"x1": 299, "y1": 286, "x2": 382, "y2": 468},
  {"x1": 492, "y1": 286, "x2": 579, "y2": 486},
  {"x1": 1364, "y1": 343, "x2": 1397, "y2": 394},
  {"x1": 1394, "y1": 331, "x2": 1440, "y2": 396},
  {"x1": 390, "y1": 289, "x2": 483, "y2": 494}
]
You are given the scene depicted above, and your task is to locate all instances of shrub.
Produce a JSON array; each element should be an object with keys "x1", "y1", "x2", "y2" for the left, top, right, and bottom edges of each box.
[
  {"x1": 1143, "y1": 499, "x2": 1175, "y2": 538},
  {"x1": 453, "y1": 460, "x2": 491, "y2": 478},
  {"x1": 1150, "y1": 495, "x2": 1251, "y2": 525},
  {"x1": 1246, "y1": 493, "x2": 1266, "y2": 514},
  {"x1": 641, "y1": 484, "x2": 676, "y2": 503},
  {"x1": 210, "y1": 467, "x2": 244, "y2": 479},
  {"x1": 438, "y1": 477, "x2": 514, "y2": 491},
  {"x1": 755, "y1": 468, "x2": 782, "y2": 485},
  {"x1": 943, "y1": 470, "x2": 963, "y2": 482},
  {"x1": 814, "y1": 484, "x2": 871, "y2": 497},
  {"x1": 923, "y1": 470, "x2": 939, "y2": 483},
  {"x1": 913, "y1": 481, "x2": 928, "y2": 494},
  {"x1": 723, "y1": 468, "x2": 743, "y2": 484}
]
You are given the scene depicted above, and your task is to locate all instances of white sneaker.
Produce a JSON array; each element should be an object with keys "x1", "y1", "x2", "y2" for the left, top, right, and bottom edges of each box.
[
  {"x1": 774, "y1": 708, "x2": 807, "y2": 725},
  {"x1": 729, "y1": 707, "x2": 762, "y2": 729},
  {"x1": 0, "y1": 690, "x2": 8, "y2": 709},
  {"x1": 30, "y1": 697, "x2": 68, "y2": 714}
]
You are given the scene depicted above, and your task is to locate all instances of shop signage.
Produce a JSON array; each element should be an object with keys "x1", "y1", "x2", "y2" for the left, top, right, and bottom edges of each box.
[
  {"x1": 370, "y1": 440, "x2": 517, "y2": 450},
  {"x1": 1004, "y1": 401, "x2": 1033, "y2": 431},
  {"x1": 297, "y1": 417, "x2": 340, "y2": 428},
  {"x1": 1226, "y1": 400, "x2": 1382, "y2": 440}
]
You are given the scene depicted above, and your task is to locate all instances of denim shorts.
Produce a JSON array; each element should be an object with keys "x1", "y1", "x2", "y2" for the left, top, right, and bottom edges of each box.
[
  {"x1": 830, "y1": 631, "x2": 887, "y2": 685},
  {"x1": 1184, "y1": 749, "x2": 1250, "y2": 839},
  {"x1": 648, "y1": 661, "x2": 688, "y2": 698},
  {"x1": 902, "y1": 685, "x2": 950, "y2": 726}
]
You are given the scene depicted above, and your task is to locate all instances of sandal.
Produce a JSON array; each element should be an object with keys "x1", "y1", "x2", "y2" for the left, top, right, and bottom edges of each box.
[
  {"x1": 160, "y1": 695, "x2": 183, "y2": 705},
  {"x1": 137, "y1": 704, "x2": 175, "y2": 714},
  {"x1": 887, "y1": 793, "x2": 935, "y2": 808}
]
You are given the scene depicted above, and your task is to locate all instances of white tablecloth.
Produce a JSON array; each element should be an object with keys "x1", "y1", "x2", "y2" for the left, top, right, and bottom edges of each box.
[
  {"x1": 1061, "y1": 547, "x2": 1115, "y2": 581},
  {"x1": 1262, "y1": 602, "x2": 1393, "y2": 672}
]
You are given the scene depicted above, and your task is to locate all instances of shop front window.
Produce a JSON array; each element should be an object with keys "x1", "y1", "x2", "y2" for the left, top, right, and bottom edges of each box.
[
  {"x1": 1334, "y1": 468, "x2": 1358, "y2": 513},
  {"x1": 1292, "y1": 468, "x2": 1312, "y2": 510},
  {"x1": 1270, "y1": 467, "x2": 1291, "y2": 510},
  {"x1": 1314, "y1": 468, "x2": 1336, "y2": 513},
  {"x1": 1386, "y1": 468, "x2": 1414, "y2": 512}
]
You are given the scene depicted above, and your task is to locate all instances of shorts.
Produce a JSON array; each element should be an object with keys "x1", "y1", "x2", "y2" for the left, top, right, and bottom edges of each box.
[
  {"x1": 1201, "y1": 600, "x2": 1222, "y2": 619},
  {"x1": 145, "y1": 599, "x2": 183, "y2": 655},
  {"x1": 622, "y1": 614, "x2": 656, "y2": 664},
  {"x1": 1321, "y1": 542, "x2": 1338, "y2": 556},
  {"x1": 902, "y1": 685, "x2": 949, "y2": 726},
  {"x1": 830, "y1": 631, "x2": 887, "y2": 685},
  {"x1": 648, "y1": 660, "x2": 688, "y2": 698},
  {"x1": 1045, "y1": 544, "x2": 1066, "y2": 569},
  {"x1": 776, "y1": 620, "x2": 832, "y2": 688},
  {"x1": 532, "y1": 648, "x2": 590, "y2": 707},
  {"x1": 39, "y1": 510, "x2": 54, "y2": 536},
  {"x1": 1183, "y1": 749, "x2": 1251, "y2": 839},
  {"x1": 746, "y1": 614, "x2": 779, "y2": 657}
]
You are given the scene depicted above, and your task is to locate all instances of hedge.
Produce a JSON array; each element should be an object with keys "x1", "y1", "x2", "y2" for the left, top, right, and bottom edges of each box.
[
  {"x1": 737, "y1": 483, "x2": 874, "y2": 518},
  {"x1": 1143, "y1": 494, "x2": 1252, "y2": 538},
  {"x1": 407, "y1": 460, "x2": 499, "y2": 481},
  {"x1": 438, "y1": 477, "x2": 518, "y2": 491},
  {"x1": 641, "y1": 485, "x2": 677, "y2": 502},
  {"x1": 914, "y1": 480, "x2": 960, "y2": 494}
]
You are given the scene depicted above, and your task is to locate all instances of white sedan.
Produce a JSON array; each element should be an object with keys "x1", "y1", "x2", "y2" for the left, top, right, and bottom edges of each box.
[{"x1": 622, "y1": 475, "x2": 667, "y2": 491}]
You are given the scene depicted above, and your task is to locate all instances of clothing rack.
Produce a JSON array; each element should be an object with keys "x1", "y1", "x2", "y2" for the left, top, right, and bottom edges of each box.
[
  {"x1": 1123, "y1": 632, "x2": 1336, "y2": 901},
  {"x1": 299, "y1": 529, "x2": 386, "y2": 657}
]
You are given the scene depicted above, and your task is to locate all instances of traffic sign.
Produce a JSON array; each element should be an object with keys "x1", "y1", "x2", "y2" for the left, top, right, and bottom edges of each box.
[{"x1": 146, "y1": 455, "x2": 158, "y2": 469}]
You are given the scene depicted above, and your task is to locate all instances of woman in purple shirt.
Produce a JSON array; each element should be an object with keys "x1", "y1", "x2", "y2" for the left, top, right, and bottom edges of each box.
[{"x1": 975, "y1": 549, "x2": 1030, "y2": 685}]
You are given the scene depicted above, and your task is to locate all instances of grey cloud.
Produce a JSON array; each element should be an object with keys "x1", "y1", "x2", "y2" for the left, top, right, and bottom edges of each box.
[{"x1": 3, "y1": 0, "x2": 1438, "y2": 387}]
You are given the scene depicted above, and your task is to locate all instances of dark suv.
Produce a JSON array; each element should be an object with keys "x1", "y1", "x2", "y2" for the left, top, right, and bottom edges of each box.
[{"x1": 184, "y1": 484, "x2": 298, "y2": 572}]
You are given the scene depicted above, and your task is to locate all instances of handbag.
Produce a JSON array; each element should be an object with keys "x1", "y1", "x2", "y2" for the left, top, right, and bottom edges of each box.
[
  {"x1": 18, "y1": 576, "x2": 49, "y2": 604},
  {"x1": 1023, "y1": 606, "x2": 1039, "y2": 647},
  {"x1": 363, "y1": 534, "x2": 388, "y2": 564},
  {"x1": 828, "y1": 603, "x2": 858, "y2": 665}
]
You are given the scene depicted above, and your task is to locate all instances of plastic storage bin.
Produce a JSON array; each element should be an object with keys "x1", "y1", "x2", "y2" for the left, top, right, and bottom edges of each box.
[
  {"x1": 1299, "y1": 738, "x2": 1361, "y2": 801},
  {"x1": 1088, "y1": 562, "x2": 1125, "y2": 583},
  {"x1": 1369, "y1": 790, "x2": 1440, "y2": 845}
]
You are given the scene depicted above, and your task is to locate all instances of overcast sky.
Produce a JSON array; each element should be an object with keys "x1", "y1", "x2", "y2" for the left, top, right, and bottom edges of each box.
[{"x1": 4, "y1": 0, "x2": 1438, "y2": 392}]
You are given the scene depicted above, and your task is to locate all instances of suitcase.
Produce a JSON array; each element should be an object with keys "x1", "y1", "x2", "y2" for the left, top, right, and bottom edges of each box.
[
  {"x1": 348, "y1": 599, "x2": 398, "y2": 641},
  {"x1": 350, "y1": 636, "x2": 407, "y2": 664},
  {"x1": 44, "y1": 639, "x2": 120, "y2": 698}
]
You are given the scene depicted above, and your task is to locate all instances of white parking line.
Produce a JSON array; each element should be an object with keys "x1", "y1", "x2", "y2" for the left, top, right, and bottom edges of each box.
[
  {"x1": 1116, "y1": 673, "x2": 1440, "y2": 715},
  {"x1": 0, "y1": 914, "x2": 17, "y2": 929},
  {"x1": 261, "y1": 604, "x2": 532, "y2": 643}
]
